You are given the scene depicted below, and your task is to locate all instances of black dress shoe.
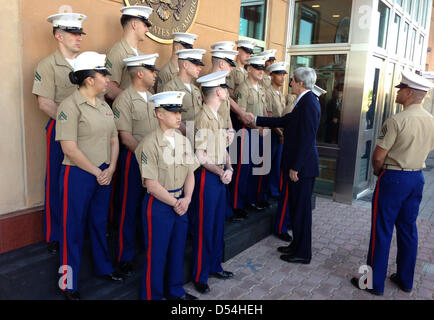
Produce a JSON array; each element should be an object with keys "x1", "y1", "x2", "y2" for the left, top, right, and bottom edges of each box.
[
  {"x1": 100, "y1": 271, "x2": 124, "y2": 282},
  {"x1": 47, "y1": 241, "x2": 59, "y2": 255},
  {"x1": 229, "y1": 209, "x2": 248, "y2": 221},
  {"x1": 193, "y1": 281, "x2": 210, "y2": 294},
  {"x1": 390, "y1": 273, "x2": 412, "y2": 292},
  {"x1": 277, "y1": 245, "x2": 294, "y2": 254},
  {"x1": 176, "y1": 292, "x2": 199, "y2": 300},
  {"x1": 280, "y1": 254, "x2": 311, "y2": 264},
  {"x1": 119, "y1": 261, "x2": 133, "y2": 277},
  {"x1": 277, "y1": 233, "x2": 293, "y2": 242},
  {"x1": 210, "y1": 270, "x2": 234, "y2": 279},
  {"x1": 63, "y1": 290, "x2": 80, "y2": 300},
  {"x1": 350, "y1": 277, "x2": 383, "y2": 296}
]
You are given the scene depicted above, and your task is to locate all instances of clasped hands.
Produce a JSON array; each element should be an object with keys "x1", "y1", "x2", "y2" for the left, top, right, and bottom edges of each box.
[
  {"x1": 173, "y1": 197, "x2": 190, "y2": 216},
  {"x1": 95, "y1": 167, "x2": 115, "y2": 186}
]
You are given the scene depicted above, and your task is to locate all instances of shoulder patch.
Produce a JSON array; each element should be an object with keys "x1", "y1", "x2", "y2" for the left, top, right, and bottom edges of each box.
[
  {"x1": 58, "y1": 111, "x2": 68, "y2": 121},
  {"x1": 35, "y1": 71, "x2": 42, "y2": 82},
  {"x1": 378, "y1": 124, "x2": 387, "y2": 140},
  {"x1": 113, "y1": 107, "x2": 121, "y2": 119}
]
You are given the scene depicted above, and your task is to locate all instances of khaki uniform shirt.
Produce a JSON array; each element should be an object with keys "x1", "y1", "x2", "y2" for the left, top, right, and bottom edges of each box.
[
  {"x1": 55, "y1": 90, "x2": 118, "y2": 167},
  {"x1": 32, "y1": 49, "x2": 77, "y2": 106},
  {"x1": 106, "y1": 38, "x2": 142, "y2": 90},
  {"x1": 134, "y1": 127, "x2": 200, "y2": 198},
  {"x1": 194, "y1": 103, "x2": 229, "y2": 166},
  {"x1": 266, "y1": 88, "x2": 286, "y2": 117},
  {"x1": 219, "y1": 93, "x2": 231, "y2": 129},
  {"x1": 235, "y1": 78, "x2": 267, "y2": 117},
  {"x1": 377, "y1": 104, "x2": 434, "y2": 170},
  {"x1": 163, "y1": 75, "x2": 203, "y2": 122},
  {"x1": 261, "y1": 75, "x2": 272, "y2": 91},
  {"x1": 227, "y1": 62, "x2": 248, "y2": 93},
  {"x1": 156, "y1": 59, "x2": 179, "y2": 93},
  {"x1": 282, "y1": 94, "x2": 297, "y2": 115},
  {"x1": 113, "y1": 85, "x2": 158, "y2": 142}
]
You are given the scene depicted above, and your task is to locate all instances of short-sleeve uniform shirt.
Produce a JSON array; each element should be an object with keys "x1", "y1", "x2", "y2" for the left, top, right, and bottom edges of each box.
[
  {"x1": 376, "y1": 104, "x2": 434, "y2": 169},
  {"x1": 227, "y1": 62, "x2": 247, "y2": 93},
  {"x1": 106, "y1": 38, "x2": 142, "y2": 90},
  {"x1": 113, "y1": 84, "x2": 158, "y2": 142},
  {"x1": 194, "y1": 103, "x2": 229, "y2": 166},
  {"x1": 163, "y1": 75, "x2": 203, "y2": 122},
  {"x1": 156, "y1": 59, "x2": 179, "y2": 93},
  {"x1": 266, "y1": 88, "x2": 286, "y2": 117},
  {"x1": 55, "y1": 90, "x2": 118, "y2": 167},
  {"x1": 134, "y1": 126, "x2": 200, "y2": 198},
  {"x1": 32, "y1": 49, "x2": 77, "y2": 106},
  {"x1": 283, "y1": 94, "x2": 297, "y2": 115},
  {"x1": 235, "y1": 78, "x2": 267, "y2": 117}
]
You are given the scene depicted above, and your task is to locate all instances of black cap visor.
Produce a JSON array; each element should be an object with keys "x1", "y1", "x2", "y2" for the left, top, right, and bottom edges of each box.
[
  {"x1": 141, "y1": 64, "x2": 158, "y2": 72},
  {"x1": 250, "y1": 64, "x2": 266, "y2": 70},
  {"x1": 175, "y1": 41, "x2": 193, "y2": 49},
  {"x1": 55, "y1": 26, "x2": 86, "y2": 35},
  {"x1": 138, "y1": 16, "x2": 152, "y2": 27},
  {"x1": 181, "y1": 58, "x2": 204, "y2": 66},
  {"x1": 95, "y1": 68, "x2": 112, "y2": 76},
  {"x1": 395, "y1": 83, "x2": 409, "y2": 89},
  {"x1": 238, "y1": 46, "x2": 253, "y2": 54},
  {"x1": 157, "y1": 105, "x2": 186, "y2": 112},
  {"x1": 271, "y1": 70, "x2": 288, "y2": 75}
]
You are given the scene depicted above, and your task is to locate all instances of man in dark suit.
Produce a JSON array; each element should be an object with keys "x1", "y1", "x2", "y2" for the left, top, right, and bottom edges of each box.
[{"x1": 247, "y1": 67, "x2": 321, "y2": 264}]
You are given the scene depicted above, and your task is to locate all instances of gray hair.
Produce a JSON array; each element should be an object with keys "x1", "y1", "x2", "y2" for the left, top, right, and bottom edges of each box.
[{"x1": 292, "y1": 67, "x2": 317, "y2": 90}]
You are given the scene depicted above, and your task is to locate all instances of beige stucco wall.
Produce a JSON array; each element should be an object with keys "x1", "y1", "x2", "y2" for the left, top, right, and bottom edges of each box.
[
  {"x1": 0, "y1": 1, "x2": 26, "y2": 214},
  {"x1": 0, "y1": 0, "x2": 288, "y2": 215}
]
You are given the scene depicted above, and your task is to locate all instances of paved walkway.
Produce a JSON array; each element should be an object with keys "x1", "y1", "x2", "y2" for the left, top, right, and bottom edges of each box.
[{"x1": 183, "y1": 154, "x2": 434, "y2": 300}]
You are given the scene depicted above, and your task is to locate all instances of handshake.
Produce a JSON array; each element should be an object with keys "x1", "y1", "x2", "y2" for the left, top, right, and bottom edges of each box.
[{"x1": 241, "y1": 112, "x2": 256, "y2": 125}]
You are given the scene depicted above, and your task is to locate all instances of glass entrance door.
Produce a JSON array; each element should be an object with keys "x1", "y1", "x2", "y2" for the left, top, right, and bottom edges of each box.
[{"x1": 355, "y1": 57, "x2": 385, "y2": 196}]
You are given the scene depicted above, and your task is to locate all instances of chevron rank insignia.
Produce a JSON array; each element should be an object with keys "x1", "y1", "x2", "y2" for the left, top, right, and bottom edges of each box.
[
  {"x1": 141, "y1": 151, "x2": 147, "y2": 166},
  {"x1": 58, "y1": 111, "x2": 68, "y2": 121},
  {"x1": 113, "y1": 107, "x2": 121, "y2": 119},
  {"x1": 35, "y1": 71, "x2": 42, "y2": 82}
]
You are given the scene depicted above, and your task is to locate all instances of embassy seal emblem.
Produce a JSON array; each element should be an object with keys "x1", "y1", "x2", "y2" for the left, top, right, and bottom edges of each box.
[{"x1": 124, "y1": 0, "x2": 200, "y2": 44}]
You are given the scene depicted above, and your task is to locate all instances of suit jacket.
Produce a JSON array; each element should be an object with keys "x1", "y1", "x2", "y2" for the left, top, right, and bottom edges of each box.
[{"x1": 256, "y1": 90, "x2": 321, "y2": 179}]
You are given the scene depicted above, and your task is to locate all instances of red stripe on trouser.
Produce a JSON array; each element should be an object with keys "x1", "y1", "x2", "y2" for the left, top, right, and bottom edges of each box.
[
  {"x1": 279, "y1": 171, "x2": 283, "y2": 191},
  {"x1": 118, "y1": 151, "x2": 132, "y2": 262},
  {"x1": 195, "y1": 169, "x2": 206, "y2": 282},
  {"x1": 146, "y1": 196, "x2": 154, "y2": 300},
  {"x1": 370, "y1": 170, "x2": 386, "y2": 266},
  {"x1": 278, "y1": 182, "x2": 289, "y2": 234},
  {"x1": 61, "y1": 165, "x2": 70, "y2": 291},
  {"x1": 256, "y1": 175, "x2": 263, "y2": 202},
  {"x1": 233, "y1": 126, "x2": 246, "y2": 208},
  {"x1": 45, "y1": 120, "x2": 55, "y2": 242}
]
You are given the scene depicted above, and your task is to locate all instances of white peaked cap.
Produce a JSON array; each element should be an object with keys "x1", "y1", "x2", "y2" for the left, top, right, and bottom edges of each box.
[
  {"x1": 210, "y1": 41, "x2": 236, "y2": 51},
  {"x1": 47, "y1": 13, "x2": 87, "y2": 33},
  {"x1": 150, "y1": 91, "x2": 186, "y2": 107},
  {"x1": 246, "y1": 55, "x2": 268, "y2": 66},
  {"x1": 312, "y1": 85, "x2": 327, "y2": 97},
  {"x1": 120, "y1": 6, "x2": 153, "y2": 19},
  {"x1": 257, "y1": 49, "x2": 277, "y2": 60},
  {"x1": 173, "y1": 32, "x2": 198, "y2": 46},
  {"x1": 197, "y1": 71, "x2": 230, "y2": 88},
  {"x1": 267, "y1": 61, "x2": 288, "y2": 73},
  {"x1": 210, "y1": 49, "x2": 238, "y2": 63},
  {"x1": 73, "y1": 51, "x2": 107, "y2": 72},
  {"x1": 395, "y1": 70, "x2": 434, "y2": 92},
  {"x1": 176, "y1": 49, "x2": 206, "y2": 64},
  {"x1": 123, "y1": 54, "x2": 159, "y2": 67},
  {"x1": 235, "y1": 39, "x2": 255, "y2": 52}
]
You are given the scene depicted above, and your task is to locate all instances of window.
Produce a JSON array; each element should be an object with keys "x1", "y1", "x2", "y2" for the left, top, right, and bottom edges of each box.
[
  {"x1": 414, "y1": 0, "x2": 421, "y2": 22},
  {"x1": 239, "y1": 0, "x2": 267, "y2": 46},
  {"x1": 422, "y1": 0, "x2": 429, "y2": 28},
  {"x1": 290, "y1": 54, "x2": 347, "y2": 145},
  {"x1": 403, "y1": 22, "x2": 410, "y2": 58},
  {"x1": 292, "y1": 0, "x2": 352, "y2": 45},
  {"x1": 396, "y1": 0, "x2": 403, "y2": 6},
  {"x1": 406, "y1": 0, "x2": 413, "y2": 15},
  {"x1": 378, "y1": 1, "x2": 390, "y2": 49},
  {"x1": 419, "y1": 34, "x2": 425, "y2": 64},
  {"x1": 410, "y1": 28, "x2": 417, "y2": 61},
  {"x1": 394, "y1": 14, "x2": 402, "y2": 54}
]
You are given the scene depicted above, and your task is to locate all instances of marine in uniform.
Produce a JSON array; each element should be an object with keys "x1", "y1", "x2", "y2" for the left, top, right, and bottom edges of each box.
[
  {"x1": 227, "y1": 39, "x2": 255, "y2": 131},
  {"x1": 32, "y1": 12, "x2": 87, "y2": 255},
  {"x1": 162, "y1": 49, "x2": 206, "y2": 135},
  {"x1": 135, "y1": 91, "x2": 199, "y2": 300},
  {"x1": 230, "y1": 55, "x2": 269, "y2": 220},
  {"x1": 156, "y1": 32, "x2": 198, "y2": 93},
  {"x1": 265, "y1": 62, "x2": 292, "y2": 242},
  {"x1": 105, "y1": 5, "x2": 152, "y2": 102},
  {"x1": 56, "y1": 52, "x2": 123, "y2": 300},
  {"x1": 351, "y1": 71, "x2": 434, "y2": 295},
  {"x1": 257, "y1": 49, "x2": 277, "y2": 94},
  {"x1": 112, "y1": 54, "x2": 159, "y2": 276},
  {"x1": 192, "y1": 71, "x2": 235, "y2": 294}
]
